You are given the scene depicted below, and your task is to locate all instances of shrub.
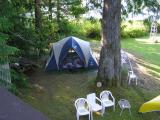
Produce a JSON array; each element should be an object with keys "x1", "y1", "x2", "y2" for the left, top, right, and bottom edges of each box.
[
  {"x1": 11, "y1": 70, "x2": 29, "y2": 88},
  {"x1": 83, "y1": 20, "x2": 101, "y2": 39},
  {"x1": 59, "y1": 20, "x2": 150, "y2": 40},
  {"x1": 9, "y1": 84, "x2": 19, "y2": 95},
  {"x1": 121, "y1": 29, "x2": 148, "y2": 38},
  {"x1": 63, "y1": 19, "x2": 101, "y2": 40},
  {"x1": 121, "y1": 21, "x2": 149, "y2": 39}
]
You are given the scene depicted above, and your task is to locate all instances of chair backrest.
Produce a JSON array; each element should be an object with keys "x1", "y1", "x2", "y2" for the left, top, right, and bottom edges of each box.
[
  {"x1": 100, "y1": 91, "x2": 111, "y2": 101},
  {"x1": 129, "y1": 70, "x2": 134, "y2": 75},
  {"x1": 87, "y1": 93, "x2": 96, "y2": 105},
  {"x1": 75, "y1": 98, "x2": 88, "y2": 110}
]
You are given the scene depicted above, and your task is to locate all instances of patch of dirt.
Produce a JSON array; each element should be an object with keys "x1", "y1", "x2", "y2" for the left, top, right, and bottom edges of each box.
[
  {"x1": 91, "y1": 42, "x2": 160, "y2": 91},
  {"x1": 126, "y1": 52, "x2": 160, "y2": 91}
]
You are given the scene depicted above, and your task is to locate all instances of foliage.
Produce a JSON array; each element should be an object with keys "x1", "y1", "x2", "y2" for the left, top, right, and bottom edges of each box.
[
  {"x1": 0, "y1": 69, "x2": 29, "y2": 95},
  {"x1": 121, "y1": 21, "x2": 149, "y2": 38},
  {"x1": 0, "y1": 34, "x2": 18, "y2": 63},
  {"x1": 62, "y1": 20, "x2": 150, "y2": 40},
  {"x1": 8, "y1": 69, "x2": 29, "y2": 94},
  {"x1": 83, "y1": 20, "x2": 101, "y2": 39},
  {"x1": 11, "y1": 70, "x2": 29, "y2": 89},
  {"x1": 122, "y1": 37, "x2": 160, "y2": 78},
  {"x1": 51, "y1": 19, "x2": 101, "y2": 40},
  {"x1": 19, "y1": 64, "x2": 160, "y2": 120},
  {"x1": 9, "y1": 84, "x2": 19, "y2": 95}
]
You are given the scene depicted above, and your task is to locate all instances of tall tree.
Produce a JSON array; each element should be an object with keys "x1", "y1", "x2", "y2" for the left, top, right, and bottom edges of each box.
[
  {"x1": 48, "y1": 0, "x2": 53, "y2": 20},
  {"x1": 35, "y1": 0, "x2": 42, "y2": 32},
  {"x1": 0, "y1": 0, "x2": 18, "y2": 63},
  {"x1": 44, "y1": 0, "x2": 86, "y2": 33},
  {"x1": 56, "y1": 0, "x2": 61, "y2": 30},
  {"x1": 98, "y1": 0, "x2": 121, "y2": 86}
]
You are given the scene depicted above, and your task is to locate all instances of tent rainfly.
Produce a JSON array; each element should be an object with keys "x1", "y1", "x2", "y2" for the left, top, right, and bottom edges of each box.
[{"x1": 45, "y1": 36, "x2": 98, "y2": 71}]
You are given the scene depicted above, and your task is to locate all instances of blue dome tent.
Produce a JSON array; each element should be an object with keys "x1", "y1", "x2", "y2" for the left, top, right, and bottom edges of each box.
[{"x1": 45, "y1": 36, "x2": 98, "y2": 71}]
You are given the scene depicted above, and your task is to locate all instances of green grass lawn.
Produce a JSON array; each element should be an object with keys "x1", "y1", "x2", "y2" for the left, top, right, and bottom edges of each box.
[
  {"x1": 19, "y1": 37, "x2": 160, "y2": 120},
  {"x1": 121, "y1": 37, "x2": 160, "y2": 78}
]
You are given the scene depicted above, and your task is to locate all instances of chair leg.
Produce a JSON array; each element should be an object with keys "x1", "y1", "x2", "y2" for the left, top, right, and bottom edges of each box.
[
  {"x1": 89, "y1": 114, "x2": 90, "y2": 120},
  {"x1": 136, "y1": 78, "x2": 138, "y2": 85},
  {"x1": 120, "y1": 109, "x2": 123, "y2": 116},
  {"x1": 102, "y1": 107, "x2": 105, "y2": 115},
  {"x1": 91, "y1": 111, "x2": 93, "y2": 120},
  {"x1": 128, "y1": 78, "x2": 131, "y2": 85},
  {"x1": 101, "y1": 109, "x2": 103, "y2": 116},
  {"x1": 129, "y1": 108, "x2": 131, "y2": 115},
  {"x1": 77, "y1": 114, "x2": 79, "y2": 120},
  {"x1": 113, "y1": 105, "x2": 115, "y2": 111}
]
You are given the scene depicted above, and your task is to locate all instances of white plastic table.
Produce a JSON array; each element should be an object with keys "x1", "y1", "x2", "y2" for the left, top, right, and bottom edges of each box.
[{"x1": 118, "y1": 99, "x2": 131, "y2": 116}]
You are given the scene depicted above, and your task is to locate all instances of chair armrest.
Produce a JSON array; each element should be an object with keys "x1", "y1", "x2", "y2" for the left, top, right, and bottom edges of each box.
[
  {"x1": 109, "y1": 92, "x2": 115, "y2": 103},
  {"x1": 111, "y1": 95, "x2": 115, "y2": 103},
  {"x1": 96, "y1": 97, "x2": 103, "y2": 105},
  {"x1": 129, "y1": 71, "x2": 134, "y2": 74},
  {"x1": 74, "y1": 103, "x2": 77, "y2": 110}
]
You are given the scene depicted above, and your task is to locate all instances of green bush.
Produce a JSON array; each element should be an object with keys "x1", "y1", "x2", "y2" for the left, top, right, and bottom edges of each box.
[
  {"x1": 0, "y1": 70, "x2": 29, "y2": 95},
  {"x1": 82, "y1": 20, "x2": 101, "y2": 39},
  {"x1": 58, "y1": 20, "x2": 150, "y2": 41},
  {"x1": 121, "y1": 21, "x2": 149, "y2": 39},
  {"x1": 11, "y1": 70, "x2": 29, "y2": 88},
  {"x1": 121, "y1": 29, "x2": 148, "y2": 38},
  {"x1": 9, "y1": 84, "x2": 19, "y2": 95},
  {"x1": 61, "y1": 19, "x2": 101, "y2": 39}
]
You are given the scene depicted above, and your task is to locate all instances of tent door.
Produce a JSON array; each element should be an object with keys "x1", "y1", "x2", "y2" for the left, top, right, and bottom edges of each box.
[{"x1": 59, "y1": 49, "x2": 85, "y2": 70}]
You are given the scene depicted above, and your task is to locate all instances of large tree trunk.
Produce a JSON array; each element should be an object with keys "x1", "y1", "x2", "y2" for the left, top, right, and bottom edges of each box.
[
  {"x1": 97, "y1": 0, "x2": 121, "y2": 86},
  {"x1": 35, "y1": 0, "x2": 42, "y2": 33}
]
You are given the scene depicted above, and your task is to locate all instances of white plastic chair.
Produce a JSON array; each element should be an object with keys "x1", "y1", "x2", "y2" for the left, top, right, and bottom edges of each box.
[
  {"x1": 86, "y1": 93, "x2": 103, "y2": 120},
  {"x1": 75, "y1": 98, "x2": 91, "y2": 120},
  {"x1": 128, "y1": 71, "x2": 138, "y2": 85},
  {"x1": 100, "y1": 90, "x2": 115, "y2": 114}
]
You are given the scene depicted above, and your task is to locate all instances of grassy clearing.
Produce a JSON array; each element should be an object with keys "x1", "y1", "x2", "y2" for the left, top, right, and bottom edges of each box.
[
  {"x1": 121, "y1": 36, "x2": 160, "y2": 78},
  {"x1": 19, "y1": 37, "x2": 160, "y2": 120},
  {"x1": 20, "y1": 70, "x2": 160, "y2": 120}
]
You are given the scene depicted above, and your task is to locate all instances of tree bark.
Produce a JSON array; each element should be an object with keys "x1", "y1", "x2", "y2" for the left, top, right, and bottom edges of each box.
[
  {"x1": 49, "y1": 0, "x2": 52, "y2": 20},
  {"x1": 56, "y1": 0, "x2": 61, "y2": 32},
  {"x1": 35, "y1": 0, "x2": 42, "y2": 33},
  {"x1": 97, "y1": 0, "x2": 121, "y2": 86}
]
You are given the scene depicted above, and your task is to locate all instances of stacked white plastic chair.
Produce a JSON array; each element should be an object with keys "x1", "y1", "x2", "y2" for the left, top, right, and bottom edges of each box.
[
  {"x1": 128, "y1": 70, "x2": 138, "y2": 85},
  {"x1": 121, "y1": 50, "x2": 138, "y2": 85},
  {"x1": 86, "y1": 93, "x2": 103, "y2": 120},
  {"x1": 128, "y1": 57, "x2": 138, "y2": 85},
  {"x1": 121, "y1": 49, "x2": 128, "y2": 66},
  {"x1": 100, "y1": 90, "x2": 115, "y2": 114},
  {"x1": 74, "y1": 98, "x2": 91, "y2": 120}
]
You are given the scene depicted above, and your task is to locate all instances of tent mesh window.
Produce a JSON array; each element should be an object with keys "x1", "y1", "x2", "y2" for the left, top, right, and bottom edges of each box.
[
  {"x1": 61, "y1": 49, "x2": 84, "y2": 69},
  {"x1": 0, "y1": 63, "x2": 11, "y2": 86}
]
